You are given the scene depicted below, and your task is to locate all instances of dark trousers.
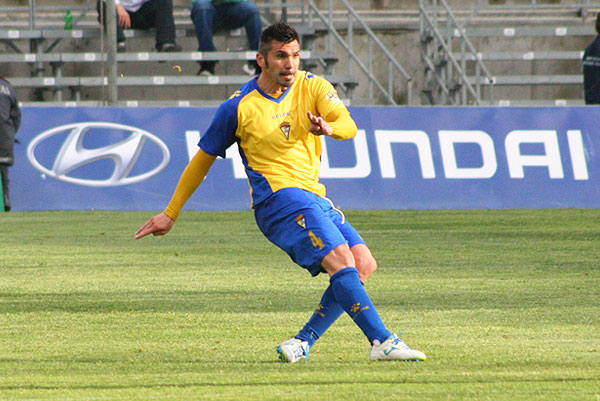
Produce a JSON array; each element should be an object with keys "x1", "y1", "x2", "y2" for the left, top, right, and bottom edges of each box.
[
  {"x1": 190, "y1": 0, "x2": 262, "y2": 71},
  {"x1": 1, "y1": 164, "x2": 10, "y2": 211},
  {"x1": 96, "y1": 0, "x2": 176, "y2": 48}
]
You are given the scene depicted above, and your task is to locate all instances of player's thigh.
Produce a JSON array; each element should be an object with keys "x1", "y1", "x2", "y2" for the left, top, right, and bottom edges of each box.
[{"x1": 254, "y1": 188, "x2": 348, "y2": 276}]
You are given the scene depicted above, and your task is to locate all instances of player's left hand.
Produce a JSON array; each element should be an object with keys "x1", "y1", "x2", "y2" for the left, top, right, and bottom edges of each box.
[{"x1": 307, "y1": 111, "x2": 333, "y2": 136}]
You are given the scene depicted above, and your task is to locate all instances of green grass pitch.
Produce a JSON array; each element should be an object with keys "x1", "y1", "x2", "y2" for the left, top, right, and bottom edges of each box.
[{"x1": 0, "y1": 209, "x2": 598, "y2": 400}]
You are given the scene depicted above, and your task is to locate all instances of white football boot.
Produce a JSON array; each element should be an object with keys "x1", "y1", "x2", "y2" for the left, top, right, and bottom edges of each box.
[
  {"x1": 370, "y1": 333, "x2": 426, "y2": 361},
  {"x1": 277, "y1": 338, "x2": 310, "y2": 363}
]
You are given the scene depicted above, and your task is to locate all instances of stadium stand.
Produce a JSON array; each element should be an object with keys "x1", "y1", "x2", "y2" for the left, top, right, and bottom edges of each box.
[
  {"x1": 3, "y1": 0, "x2": 600, "y2": 106},
  {"x1": 420, "y1": 0, "x2": 600, "y2": 105},
  {"x1": 0, "y1": 0, "x2": 416, "y2": 106}
]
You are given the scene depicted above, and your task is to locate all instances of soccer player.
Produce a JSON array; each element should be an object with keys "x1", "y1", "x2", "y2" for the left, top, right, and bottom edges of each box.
[{"x1": 135, "y1": 22, "x2": 426, "y2": 363}]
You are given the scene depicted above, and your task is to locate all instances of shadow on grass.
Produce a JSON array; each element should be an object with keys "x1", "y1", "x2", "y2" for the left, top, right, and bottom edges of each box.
[
  {"x1": 0, "y1": 289, "x2": 318, "y2": 314},
  {"x1": 1, "y1": 282, "x2": 594, "y2": 314},
  {"x1": 1, "y1": 376, "x2": 598, "y2": 392}
]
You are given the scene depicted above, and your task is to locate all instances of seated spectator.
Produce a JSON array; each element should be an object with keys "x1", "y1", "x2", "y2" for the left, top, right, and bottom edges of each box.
[
  {"x1": 190, "y1": 0, "x2": 262, "y2": 76},
  {"x1": 97, "y1": 0, "x2": 182, "y2": 52}
]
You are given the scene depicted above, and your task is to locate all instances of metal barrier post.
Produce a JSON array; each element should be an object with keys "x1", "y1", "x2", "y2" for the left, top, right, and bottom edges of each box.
[
  {"x1": 106, "y1": 0, "x2": 118, "y2": 104},
  {"x1": 29, "y1": 0, "x2": 36, "y2": 29},
  {"x1": 0, "y1": 172, "x2": 4, "y2": 212}
]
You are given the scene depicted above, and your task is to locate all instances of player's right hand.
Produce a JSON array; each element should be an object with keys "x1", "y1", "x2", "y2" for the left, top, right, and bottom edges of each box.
[{"x1": 135, "y1": 212, "x2": 174, "y2": 239}]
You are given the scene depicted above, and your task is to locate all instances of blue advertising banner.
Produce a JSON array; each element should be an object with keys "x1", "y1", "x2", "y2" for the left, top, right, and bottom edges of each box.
[{"x1": 10, "y1": 106, "x2": 599, "y2": 211}]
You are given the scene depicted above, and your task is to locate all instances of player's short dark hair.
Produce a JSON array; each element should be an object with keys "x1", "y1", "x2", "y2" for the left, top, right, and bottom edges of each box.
[
  {"x1": 258, "y1": 22, "x2": 299, "y2": 57},
  {"x1": 596, "y1": 13, "x2": 600, "y2": 35}
]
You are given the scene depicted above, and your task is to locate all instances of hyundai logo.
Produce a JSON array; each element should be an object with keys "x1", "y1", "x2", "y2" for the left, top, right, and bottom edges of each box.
[{"x1": 27, "y1": 122, "x2": 170, "y2": 187}]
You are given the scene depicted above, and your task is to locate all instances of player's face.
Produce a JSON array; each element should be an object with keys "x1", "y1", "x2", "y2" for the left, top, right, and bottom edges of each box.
[{"x1": 261, "y1": 40, "x2": 301, "y2": 88}]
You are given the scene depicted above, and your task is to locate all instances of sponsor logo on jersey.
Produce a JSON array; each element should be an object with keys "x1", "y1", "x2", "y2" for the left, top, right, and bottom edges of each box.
[{"x1": 272, "y1": 112, "x2": 291, "y2": 119}]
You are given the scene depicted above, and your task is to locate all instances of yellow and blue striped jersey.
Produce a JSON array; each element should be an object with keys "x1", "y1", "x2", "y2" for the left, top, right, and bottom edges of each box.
[{"x1": 199, "y1": 70, "x2": 356, "y2": 206}]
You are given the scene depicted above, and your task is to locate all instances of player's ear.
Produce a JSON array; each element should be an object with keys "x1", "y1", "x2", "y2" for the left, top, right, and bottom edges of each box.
[{"x1": 257, "y1": 52, "x2": 266, "y2": 70}]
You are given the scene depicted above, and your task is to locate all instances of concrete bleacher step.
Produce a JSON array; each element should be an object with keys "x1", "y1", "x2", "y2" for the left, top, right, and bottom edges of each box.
[
  {"x1": 462, "y1": 50, "x2": 584, "y2": 62},
  {"x1": 18, "y1": 99, "x2": 226, "y2": 107},
  {"x1": 1, "y1": 48, "x2": 344, "y2": 88},
  {"x1": 0, "y1": 24, "x2": 318, "y2": 40},
  {"x1": 428, "y1": 8, "x2": 596, "y2": 105},
  {"x1": 439, "y1": 25, "x2": 595, "y2": 38},
  {"x1": 466, "y1": 74, "x2": 583, "y2": 86},
  {"x1": 484, "y1": 99, "x2": 585, "y2": 106},
  {"x1": 8, "y1": 73, "x2": 359, "y2": 104},
  {"x1": 9, "y1": 74, "x2": 358, "y2": 90},
  {"x1": 0, "y1": 7, "x2": 422, "y2": 32},
  {"x1": 0, "y1": 49, "x2": 338, "y2": 65}
]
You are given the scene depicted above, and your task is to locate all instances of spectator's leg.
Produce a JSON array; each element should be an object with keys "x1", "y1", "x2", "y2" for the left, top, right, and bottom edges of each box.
[
  {"x1": 191, "y1": 0, "x2": 218, "y2": 73},
  {"x1": 219, "y1": 1, "x2": 262, "y2": 71},
  {"x1": 96, "y1": 0, "x2": 126, "y2": 44},
  {"x1": 219, "y1": 1, "x2": 261, "y2": 49},
  {"x1": 191, "y1": 0, "x2": 217, "y2": 51},
  {"x1": 131, "y1": 0, "x2": 177, "y2": 49},
  {"x1": 151, "y1": 0, "x2": 177, "y2": 49}
]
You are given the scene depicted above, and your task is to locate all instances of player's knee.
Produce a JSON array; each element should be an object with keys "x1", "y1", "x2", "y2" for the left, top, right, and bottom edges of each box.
[
  {"x1": 321, "y1": 244, "x2": 355, "y2": 275},
  {"x1": 356, "y1": 255, "x2": 377, "y2": 281}
]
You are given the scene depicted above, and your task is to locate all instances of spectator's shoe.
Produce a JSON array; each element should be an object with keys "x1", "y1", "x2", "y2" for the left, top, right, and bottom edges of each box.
[
  {"x1": 197, "y1": 61, "x2": 216, "y2": 76},
  {"x1": 157, "y1": 42, "x2": 182, "y2": 52},
  {"x1": 117, "y1": 41, "x2": 126, "y2": 53},
  {"x1": 370, "y1": 334, "x2": 426, "y2": 361},
  {"x1": 242, "y1": 63, "x2": 256, "y2": 76},
  {"x1": 276, "y1": 338, "x2": 310, "y2": 363},
  {"x1": 197, "y1": 66, "x2": 215, "y2": 76},
  {"x1": 197, "y1": 68, "x2": 214, "y2": 77}
]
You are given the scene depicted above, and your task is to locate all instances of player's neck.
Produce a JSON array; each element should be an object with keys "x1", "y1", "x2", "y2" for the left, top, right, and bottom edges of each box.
[{"x1": 257, "y1": 74, "x2": 289, "y2": 97}]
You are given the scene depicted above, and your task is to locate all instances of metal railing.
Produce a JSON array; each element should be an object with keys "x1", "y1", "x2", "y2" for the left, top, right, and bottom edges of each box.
[
  {"x1": 2, "y1": 0, "x2": 94, "y2": 30},
  {"x1": 419, "y1": 0, "x2": 495, "y2": 105},
  {"x1": 462, "y1": 0, "x2": 600, "y2": 20},
  {"x1": 300, "y1": 0, "x2": 413, "y2": 105}
]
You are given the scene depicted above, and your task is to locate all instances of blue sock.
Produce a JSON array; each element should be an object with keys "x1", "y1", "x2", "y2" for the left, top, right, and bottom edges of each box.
[
  {"x1": 329, "y1": 267, "x2": 391, "y2": 343},
  {"x1": 296, "y1": 285, "x2": 344, "y2": 347}
]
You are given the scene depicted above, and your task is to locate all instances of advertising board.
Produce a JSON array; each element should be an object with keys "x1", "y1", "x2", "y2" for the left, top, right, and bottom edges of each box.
[{"x1": 11, "y1": 106, "x2": 599, "y2": 211}]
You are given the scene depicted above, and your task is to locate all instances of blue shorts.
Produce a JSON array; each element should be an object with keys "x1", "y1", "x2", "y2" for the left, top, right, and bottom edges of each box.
[{"x1": 254, "y1": 188, "x2": 365, "y2": 276}]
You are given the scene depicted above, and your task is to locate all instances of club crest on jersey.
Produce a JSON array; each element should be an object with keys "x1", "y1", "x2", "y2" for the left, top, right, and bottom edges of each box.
[
  {"x1": 280, "y1": 121, "x2": 291, "y2": 139},
  {"x1": 295, "y1": 214, "x2": 306, "y2": 229}
]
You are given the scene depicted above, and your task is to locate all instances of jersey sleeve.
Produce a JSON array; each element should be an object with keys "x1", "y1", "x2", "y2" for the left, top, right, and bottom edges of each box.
[
  {"x1": 312, "y1": 76, "x2": 345, "y2": 115},
  {"x1": 312, "y1": 75, "x2": 357, "y2": 141},
  {"x1": 163, "y1": 148, "x2": 216, "y2": 221},
  {"x1": 198, "y1": 100, "x2": 239, "y2": 158}
]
